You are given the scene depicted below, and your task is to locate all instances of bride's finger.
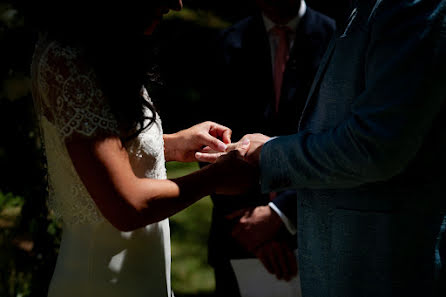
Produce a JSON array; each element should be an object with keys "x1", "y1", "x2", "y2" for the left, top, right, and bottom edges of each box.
[
  {"x1": 199, "y1": 128, "x2": 228, "y2": 153},
  {"x1": 209, "y1": 123, "x2": 232, "y2": 144},
  {"x1": 222, "y1": 128, "x2": 232, "y2": 144}
]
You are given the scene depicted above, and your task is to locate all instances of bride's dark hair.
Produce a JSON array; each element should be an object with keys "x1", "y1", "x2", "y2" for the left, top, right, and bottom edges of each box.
[{"x1": 23, "y1": 1, "x2": 164, "y2": 140}]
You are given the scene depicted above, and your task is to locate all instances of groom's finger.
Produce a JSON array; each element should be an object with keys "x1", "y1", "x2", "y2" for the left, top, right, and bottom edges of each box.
[
  {"x1": 194, "y1": 152, "x2": 222, "y2": 163},
  {"x1": 195, "y1": 141, "x2": 250, "y2": 163},
  {"x1": 200, "y1": 146, "x2": 214, "y2": 153},
  {"x1": 201, "y1": 142, "x2": 238, "y2": 154},
  {"x1": 234, "y1": 139, "x2": 250, "y2": 157}
]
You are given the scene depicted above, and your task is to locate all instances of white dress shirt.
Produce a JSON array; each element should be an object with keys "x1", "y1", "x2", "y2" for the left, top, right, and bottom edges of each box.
[{"x1": 262, "y1": 0, "x2": 307, "y2": 76}]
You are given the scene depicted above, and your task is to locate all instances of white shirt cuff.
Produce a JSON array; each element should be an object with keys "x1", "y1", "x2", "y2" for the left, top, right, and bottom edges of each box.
[
  {"x1": 268, "y1": 202, "x2": 297, "y2": 235},
  {"x1": 266, "y1": 136, "x2": 278, "y2": 143}
]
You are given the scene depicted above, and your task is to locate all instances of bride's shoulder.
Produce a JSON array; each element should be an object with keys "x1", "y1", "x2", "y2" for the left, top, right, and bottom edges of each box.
[
  {"x1": 32, "y1": 36, "x2": 119, "y2": 140},
  {"x1": 33, "y1": 36, "x2": 90, "y2": 82}
]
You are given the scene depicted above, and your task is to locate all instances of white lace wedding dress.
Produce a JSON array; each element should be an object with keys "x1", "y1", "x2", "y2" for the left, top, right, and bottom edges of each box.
[{"x1": 31, "y1": 36, "x2": 172, "y2": 297}]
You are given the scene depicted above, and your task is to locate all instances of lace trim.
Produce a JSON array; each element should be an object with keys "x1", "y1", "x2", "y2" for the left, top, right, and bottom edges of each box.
[
  {"x1": 32, "y1": 37, "x2": 167, "y2": 225},
  {"x1": 37, "y1": 39, "x2": 119, "y2": 141}
]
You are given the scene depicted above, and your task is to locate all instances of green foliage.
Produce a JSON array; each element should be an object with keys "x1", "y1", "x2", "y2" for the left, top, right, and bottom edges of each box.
[
  {"x1": 166, "y1": 8, "x2": 231, "y2": 29},
  {"x1": 167, "y1": 162, "x2": 215, "y2": 294},
  {"x1": 0, "y1": 189, "x2": 60, "y2": 297},
  {"x1": 0, "y1": 192, "x2": 24, "y2": 210}
]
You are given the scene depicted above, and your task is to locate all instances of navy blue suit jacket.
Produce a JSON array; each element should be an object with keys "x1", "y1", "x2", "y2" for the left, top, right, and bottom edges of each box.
[
  {"x1": 205, "y1": 7, "x2": 335, "y2": 263},
  {"x1": 260, "y1": 1, "x2": 446, "y2": 296}
]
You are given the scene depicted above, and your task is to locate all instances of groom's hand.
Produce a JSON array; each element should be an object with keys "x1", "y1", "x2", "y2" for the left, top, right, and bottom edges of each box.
[
  {"x1": 227, "y1": 205, "x2": 283, "y2": 252},
  {"x1": 195, "y1": 133, "x2": 270, "y2": 165},
  {"x1": 238, "y1": 133, "x2": 270, "y2": 166}
]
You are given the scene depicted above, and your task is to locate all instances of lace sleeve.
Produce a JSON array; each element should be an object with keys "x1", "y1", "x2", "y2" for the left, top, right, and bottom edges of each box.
[{"x1": 34, "y1": 40, "x2": 119, "y2": 142}]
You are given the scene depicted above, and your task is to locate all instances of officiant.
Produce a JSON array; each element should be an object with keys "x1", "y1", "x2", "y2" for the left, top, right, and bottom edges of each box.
[{"x1": 200, "y1": 1, "x2": 335, "y2": 296}]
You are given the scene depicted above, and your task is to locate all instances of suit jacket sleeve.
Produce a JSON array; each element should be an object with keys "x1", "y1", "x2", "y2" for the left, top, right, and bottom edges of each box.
[
  {"x1": 260, "y1": 0, "x2": 446, "y2": 192},
  {"x1": 270, "y1": 190, "x2": 298, "y2": 232}
]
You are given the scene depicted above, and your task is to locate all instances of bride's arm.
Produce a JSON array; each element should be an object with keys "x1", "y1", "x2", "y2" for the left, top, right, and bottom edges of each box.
[
  {"x1": 66, "y1": 134, "x2": 252, "y2": 232},
  {"x1": 163, "y1": 121, "x2": 232, "y2": 162}
]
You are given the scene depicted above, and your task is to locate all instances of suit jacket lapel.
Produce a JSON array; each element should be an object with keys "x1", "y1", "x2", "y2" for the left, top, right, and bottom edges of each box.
[
  {"x1": 298, "y1": 7, "x2": 358, "y2": 131},
  {"x1": 297, "y1": 36, "x2": 336, "y2": 130}
]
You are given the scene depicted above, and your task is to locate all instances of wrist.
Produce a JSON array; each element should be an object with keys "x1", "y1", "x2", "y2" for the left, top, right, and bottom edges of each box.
[
  {"x1": 268, "y1": 202, "x2": 297, "y2": 235},
  {"x1": 184, "y1": 162, "x2": 218, "y2": 196},
  {"x1": 202, "y1": 162, "x2": 220, "y2": 194},
  {"x1": 266, "y1": 205, "x2": 283, "y2": 231},
  {"x1": 163, "y1": 133, "x2": 179, "y2": 162},
  {"x1": 169, "y1": 163, "x2": 216, "y2": 206}
]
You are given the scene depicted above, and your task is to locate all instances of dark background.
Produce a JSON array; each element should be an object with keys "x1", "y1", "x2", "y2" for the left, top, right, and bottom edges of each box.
[{"x1": 0, "y1": 1, "x2": 350, "y2": 296}]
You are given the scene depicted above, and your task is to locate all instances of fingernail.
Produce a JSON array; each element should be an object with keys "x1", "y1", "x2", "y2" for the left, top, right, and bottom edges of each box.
[
  {"x1": 242, "y1": 139, "x2": 250, "y2": 146},
  {"x1": 218, "y1": 142, "x2": 227, "y2": 151}
]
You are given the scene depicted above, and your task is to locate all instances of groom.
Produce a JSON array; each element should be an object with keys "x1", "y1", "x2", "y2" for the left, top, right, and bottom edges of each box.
[{"x1": 200, "y1": 0, "x2": 446, "y2": 296}]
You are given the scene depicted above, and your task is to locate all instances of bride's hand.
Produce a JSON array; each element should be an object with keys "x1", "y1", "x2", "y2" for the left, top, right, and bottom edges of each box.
[
  {"x1": 163, "y1": 121, "x2": 232, "y2": 162},
  {"x1": 208, "y1": 139, "x2": 259, "y2": 195}
]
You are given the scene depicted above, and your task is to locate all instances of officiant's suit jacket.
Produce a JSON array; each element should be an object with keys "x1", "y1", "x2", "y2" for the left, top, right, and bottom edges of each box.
[
  {"x1": 260, "y1": 0, "x2": 446, "y2": 296},
  {"x1": 205, "y1": 7, "x2": 335, "y2": 267}
]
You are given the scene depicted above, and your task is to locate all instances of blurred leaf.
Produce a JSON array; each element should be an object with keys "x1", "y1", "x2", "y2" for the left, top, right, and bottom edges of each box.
[
  {"x1": 166, "y1": 8, "x2": 231, "y2": 29},
  {"x1": 2, "y1": 75, "x2": 31, "y2": 102},
  {"x1": 0, "y1": 3, "x2": 23, "y2": 28}
]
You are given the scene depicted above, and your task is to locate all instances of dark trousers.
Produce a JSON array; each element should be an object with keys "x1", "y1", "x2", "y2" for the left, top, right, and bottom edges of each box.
[
  {"x1": 213, "y1": 260, "x2": 241, "y2": 297},
  {"x1": 435, "y1": 216, "x2": 446, "y2": 296}
]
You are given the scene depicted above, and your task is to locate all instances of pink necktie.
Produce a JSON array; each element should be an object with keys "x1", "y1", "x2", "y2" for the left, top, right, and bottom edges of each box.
[
  {"x1": 269, "y1": 191, "x2": 277, "y2": 201},
  {"x1": 271, "y1": 26, "x2": 291, "y2": 113},
  {"x1": 269, "y1": 26, "x2": 291, "y2": 201}
]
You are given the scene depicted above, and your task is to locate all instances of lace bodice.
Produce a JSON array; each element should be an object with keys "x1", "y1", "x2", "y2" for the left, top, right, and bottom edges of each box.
[{"x1": 31, "y1": 36, "x2": 167, "y2": 225}]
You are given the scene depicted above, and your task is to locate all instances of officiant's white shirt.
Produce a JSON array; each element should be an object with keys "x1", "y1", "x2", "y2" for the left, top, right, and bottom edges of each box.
[
  {"x1": 262, "y1": 0, "x2": 307, "y2": 77},
  {"x1": 261, "y1": 0, "x2": 307, "y2": 235}
]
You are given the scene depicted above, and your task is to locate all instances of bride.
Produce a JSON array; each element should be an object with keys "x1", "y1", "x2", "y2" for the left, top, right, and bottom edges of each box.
[{"x1": 29, "y1": 1, "x2": 255, "y2": 296}]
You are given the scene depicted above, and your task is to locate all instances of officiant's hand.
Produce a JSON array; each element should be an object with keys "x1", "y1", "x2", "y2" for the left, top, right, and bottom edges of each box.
[
  {"x1": 255, "y1": 241, "x2": 298, "y2": 282},
  {"x1": 163, "y1": 121, "x2": 232, "y2": 162},
  {"x1": 227, "y1": 205, "x2": 282, "y2": 252}
]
